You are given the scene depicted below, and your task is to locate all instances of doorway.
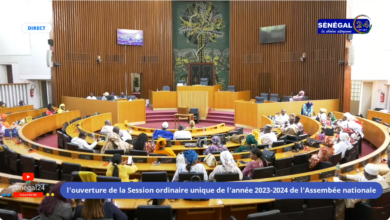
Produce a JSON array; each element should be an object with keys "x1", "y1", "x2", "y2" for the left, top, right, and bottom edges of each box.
[{"x1": 360, "y1": 82, "x2": 373, "y2": 118}]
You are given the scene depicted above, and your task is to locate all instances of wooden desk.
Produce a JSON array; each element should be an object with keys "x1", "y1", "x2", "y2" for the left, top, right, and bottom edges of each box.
[
  {"x1": 174, "y1": 113, "x2": 194, "y2": 128},
  {"x1": 235, "y1": 99, "x2": 339, "y2": 129},
  {"x1": 148, "y1": 90, "x2": 177, "y2": 110},
  {"x1": 5, "y1": 108, "x2": 53, "y2": 124},
  {"x1": 214, "y1": 91, "x2": 251, "y2": 111},
  {"x1": 79, "y1": 113, "x2": 112, "y2": 134},
  {"x1": 0, "y1": 105, "x2": 34, "y2": 114},
  {"x1": 367, "y1": 110, "x2": 390, "y2": 126},
  {"x1": 177, "y1": 85, "x2": 221, "y2": 109}
]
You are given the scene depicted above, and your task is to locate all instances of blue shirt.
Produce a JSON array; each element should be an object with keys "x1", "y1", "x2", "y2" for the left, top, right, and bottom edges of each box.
[{"x1": 152, "y1": 129, "x2": 174, "y2": 139}]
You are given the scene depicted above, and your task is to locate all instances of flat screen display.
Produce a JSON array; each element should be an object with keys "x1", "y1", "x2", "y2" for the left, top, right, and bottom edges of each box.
[
  {"x1": 117, "y1": 29, "x2": 143, "y2": 46},
  {"x1": 260, "y1": 25, "x2": 286, "y2": 44}
]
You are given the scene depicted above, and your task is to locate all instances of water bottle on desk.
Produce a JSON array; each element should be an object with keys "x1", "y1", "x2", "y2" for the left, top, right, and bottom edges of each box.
[
  {"x1": 157, "y1": 89, "x2": 159, "y2": 92},
  {"x1": 9, "y1": 130, "x2": 13, "y2": 140},
  {"x1": 335, "y1": 163, "x2": 341, "y2": 175},
  {"x1": 203, "y1": 127, "x2": 205, "y2": 133},
  {"x1": 92, "y1": 133, "x2": 95, "y2": 141}
]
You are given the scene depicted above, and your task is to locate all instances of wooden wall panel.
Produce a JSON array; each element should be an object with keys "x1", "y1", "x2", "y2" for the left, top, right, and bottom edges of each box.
[
  {"x1": 230, "y1": 1, "x2": 348, "y2": 110},
  {"x1": 52, "y1": 1, "x2": 173, "y2": 105}
]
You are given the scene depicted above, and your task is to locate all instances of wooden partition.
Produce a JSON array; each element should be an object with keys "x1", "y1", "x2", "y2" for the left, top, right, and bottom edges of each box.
[
  {"x1": 178, "y1": 91, "x2": 209, "y2": 119},
  {"x1": 214, "y1": 91, "x2": 251, "y2": 111},
  {"x1": 149, "y1": 90, "x2": 177, "y2": 110},
  {"x1": 6, "y1": 108, "x2": 50, "y2": 123},
  {"x1": 367, "y1": 110, "x2": 390, "y2": 125},
  {"x1": 118, "y1": 99, "x2": 146, "y2": 124},
  {"x1": 0, "y1": 105, "x2": 33, "y2": 114},
  {"x1": 260, "y1": 115, "x2": 273, "y2": 128},
  {"x1": 20, "y1": 111, "x2": 80, "y2": 141},
  {"x1": 177, "y1": 85, "x2": 221, "y2": 109},
  {"x1": 79, "y1": 113, "x2": 112, "y2": 134},
  {"x1": 235, "y1": 99, "x2": 339, "y2": 128}
]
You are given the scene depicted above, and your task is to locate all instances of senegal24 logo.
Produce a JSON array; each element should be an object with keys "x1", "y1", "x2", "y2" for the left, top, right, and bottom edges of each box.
[{"x1": 353, "y1": 14, "x2": 372, "y2": 34}]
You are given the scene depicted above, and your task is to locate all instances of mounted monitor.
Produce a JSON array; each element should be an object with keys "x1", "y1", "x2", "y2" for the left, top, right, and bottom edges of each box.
[
  {"x1": 260, "y1": 25, "x2": 286, "y2": 44},
  {"x1": 117, "y1": 29, "x2": 143, "y2": 46}
]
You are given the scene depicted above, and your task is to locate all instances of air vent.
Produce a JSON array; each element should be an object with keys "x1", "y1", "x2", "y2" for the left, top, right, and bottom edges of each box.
[
  {"x1": 280, "y1": 52, "x2": 298, "y2": 62},
  {"x1": 243, "y1": 54, "x2": 264, "y2": 63},
  {"x1": 106, "y1": 54, "x2": 123, "y2": 63},
  {"x1": 66, "y1": 53, "x2": 91, "y2": 62},
  {"x1": 139, "y1": 55, "x2": 159, "y2": 63}
]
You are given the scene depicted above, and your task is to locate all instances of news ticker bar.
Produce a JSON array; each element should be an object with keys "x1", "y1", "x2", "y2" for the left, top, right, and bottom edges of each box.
[{"x1": 61, "y1": 182, "x2": 383, "y2": 199}]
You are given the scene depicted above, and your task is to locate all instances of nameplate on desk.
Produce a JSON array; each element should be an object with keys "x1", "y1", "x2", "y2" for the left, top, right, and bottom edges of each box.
[
  {"x1": 319, "y1": 170, "x2": 335, "y2": 179},
  {"x1": 22, "y1": 140, "x2": 29, "y2": 146},
  {"x1": 359, "y1": 159, "x2": 369, "y2": 167},
  {"x1": 103, "y1": 156, "x2": 112, "y2": 162},
  {"x1": 132, "y1": 158, "x2": 147, "y2": 163},
  {"x1": 158, "y1": 158, "x2": 176, "y2": 164},
  {"x1": 59, "y1": 151, "x2": 72, "y2": 157},
  {"x1": 43, "y1": 148, "x2": 53, "y2": 154},
  {"x1": 79, "y1": 154, "x2": 93, "y2": 160},
  {"x1": 241, "y1": 153, "x2": 250, "y2": 159},
  {"x1": 31, "y1": 144, "x2": 39, "y2": 150},
  {"x1": 292, "y1": 175, "x2": 311, "y2": 182},
  {"x1": 342, "y1": 164, "x2": 355, "y2": 173}
]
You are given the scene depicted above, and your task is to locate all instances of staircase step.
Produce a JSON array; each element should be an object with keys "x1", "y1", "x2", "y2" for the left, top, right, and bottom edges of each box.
[
  {"x1": 207, "y1": 115, "x2": 234, "y2": 120},
  {"x1": 208, "y1": 111, "x2": 235, "y2": 116}
]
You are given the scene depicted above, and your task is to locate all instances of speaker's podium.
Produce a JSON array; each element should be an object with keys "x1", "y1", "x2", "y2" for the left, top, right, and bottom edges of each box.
[{"x1": 176, "y1": 85, "x2": 221, "y2": 120}]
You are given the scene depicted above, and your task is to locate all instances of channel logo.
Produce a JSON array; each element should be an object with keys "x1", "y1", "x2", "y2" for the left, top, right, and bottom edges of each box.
[
  {"x1": 21, "y1": 23, "x2": 52, "y2": 33},
  {"x1": 22, "y1": 173, "x2": 34, "y2": 181}
]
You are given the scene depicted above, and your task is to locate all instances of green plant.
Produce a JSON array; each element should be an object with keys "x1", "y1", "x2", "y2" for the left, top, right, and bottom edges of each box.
[{"x1": 133, "y1": 77, "x2": 139, "y2": 87}]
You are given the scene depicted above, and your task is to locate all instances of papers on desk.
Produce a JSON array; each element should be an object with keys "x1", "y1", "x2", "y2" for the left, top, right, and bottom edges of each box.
[{"x1": 333, "y1": 177, "x2": 342, "y2": 182}]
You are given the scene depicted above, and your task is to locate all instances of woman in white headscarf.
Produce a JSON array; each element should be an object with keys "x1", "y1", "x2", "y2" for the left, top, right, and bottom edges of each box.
[
  {"x1": 334, "y1": 133, "x2": 353, "y2": 158},
  {"x1": 209, "y1": 151, "x2": 243, "y2": 181},
  {"x1": 338, "y1": 112, "x2": 364, "y2": 138}
]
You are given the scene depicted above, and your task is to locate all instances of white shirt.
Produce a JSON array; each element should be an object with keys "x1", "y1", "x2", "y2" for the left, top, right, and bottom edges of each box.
[
  {"x1": 101, "y1": 96, "x2": 107, "y2": 101},
  {"x1": 333, "y1": 141, "x2": 353, "y2": 158},
  {"x1": 172, "y1": 164, "x2": 208, "y2": 182},
  {"x1": 119, "y1": 130, "x2": 132, "y2": 141},
  {"x1": 318, "y1": 113, "x2": 327, "y2": 121},
  {"x1": 209, "y1": 165, "x2": 243, "y2": 181},
  {"x1": 86, "y1": 96, "x2": 96, "y2": 100},
  {"x1": 173, "y1": 130, "x2": 192, "y2": 140},
  {"x1": 260, "y1": 132, "x2": 277, "y2": 147},
  {"x1": 101, "y1": 125, "x2": 113, "y2": 134},
  {"x1": 275, "y1": 113, "x2": 289, "y2": 125},
  {"x1": 71, "y1": 137, "x2": 97, "y2": 150}
]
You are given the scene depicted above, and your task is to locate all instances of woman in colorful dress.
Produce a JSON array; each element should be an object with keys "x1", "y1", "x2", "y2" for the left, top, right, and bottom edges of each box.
[
  {"x1": 242, "y1": 148, "x2": 268, "y2": 179},
  {"x1": 203, "y1": 136, "x2": 228, "y2": 155},
  {"x1": 309, "y1": 136, "x2": 335, "y2": 169}
]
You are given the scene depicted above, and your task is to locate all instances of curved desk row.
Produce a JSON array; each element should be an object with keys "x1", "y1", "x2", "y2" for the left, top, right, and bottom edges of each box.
[
  {"x1": 5, "y1": 108, "x2": 54, "y2": 124},
  {"x1": 0, "y1": 105, "x2": 34, "y2": 114}
]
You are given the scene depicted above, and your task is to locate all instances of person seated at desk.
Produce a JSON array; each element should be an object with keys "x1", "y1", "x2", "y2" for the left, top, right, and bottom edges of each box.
[
  {"x1": 275, "y1": 109, "x2": 289, "y2": 126},
  {"x1": 295, "y1": 116, "x2": 304, "y2": 131},
  {"x1": 101, "y1": 120, "x2": 114, "y2": 134},
  {"x1": 101, "y1": 127, "x2": 131, "y2": 154},
  {"x1": 0, "y1": 114, "x2": 10, "y2": 128},
  {"x1": 173, "y1": 125, "x2": 192, "y2": 140},
  {"x1": 328, "y1": 112, "x2": 337, "y2": 124},
  {"x1": 309, "y1": 136, "x2": 334, "y2": 169},
  {"x1": 0, "y1": 101, "x2": 5, "y2": 108},
  {"x1": 260, "y1": 125, "x2": 277, "y2": 148},
  {"x1": 234, "y1": 134, "x2": 258, "y2": 153},
  {"x1": 38, "y1": 181, "x2": 73, "y2": 220},
  {"x1": 188, "y1": 120, "x2": 197, "y2": 129},
  {"x1": 335, "y1": 164, "x2": 389, "y2": 219},
  {"x1": 337, "y1": 112, "x2": 364, "y2": 138},
  {"x1": 73, "y1": 199, "x2": 128, "y2": 220},
  {"x1": 153, "y1": 137, "x2": 176, "y2": 156},
  {"x1": 289, "y1": 113, "x2": 296, "y2": 121},
  {"x1": 71, "y1": 132, "x2": 98, "y2": 150},
  {"x1": 133, "y1": 133, "x2": 155, "y2": 155},
  {"x1": 119, "y1": 92, "x2": 126, "y2": 98},
  {"x1": 301, "y1": 102, "x2": 314, "y2": 117},
  {"x1": 209, "y1": 151, "x2": 243, "y2": 181},
  {"x1": 172, "y1": 150, "x2": 208, "y2": 182},
  {"x1": 46, "y1": 103, "x2": 57, "y2": 116},
  {"x1": 86, "y1": 93, "x2": 97, "y2": 99},
  {"x1": 101, "y1": 92, "x2": 109, "y2": 100},
  {"x1": 203, "y1": 136, "x2": 228, "y2": 155},
  {"x1": 119, "y1": 129, "x2": 132, "y2": 144},
  {"x1": 312, "y1": 108, "x2": 327, "y2": 122},
  {"x1": 281, "y1": 118, "x2": 299, "y2": 136},
  {"x1": 57, "y1": 103, "x2": 68, "y2": 114},
  {"x1": 334, "y1": 133, "x2": 353, "y2": 159},
  {"x1": 378, "y1": 153, "x2": 390, "y2": 185},
  {"x1": 111, "y1": 92, "x2": 117, "y2": 99},
  {"x1": 106, "y1": 154, "x2": 138, "y2": 182},
  {"x1": 242, "y1": 148, "x2": 268, "y2": 179},
  {"x1": 19, "y1": 100, "x2": 26, "y2": 106},
  {"x1": 152, "y1": 122, "x2": 174, "y2": 140},
  {"x1": 293, "y1": 90, "x2": 305, "y2": 101}
]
